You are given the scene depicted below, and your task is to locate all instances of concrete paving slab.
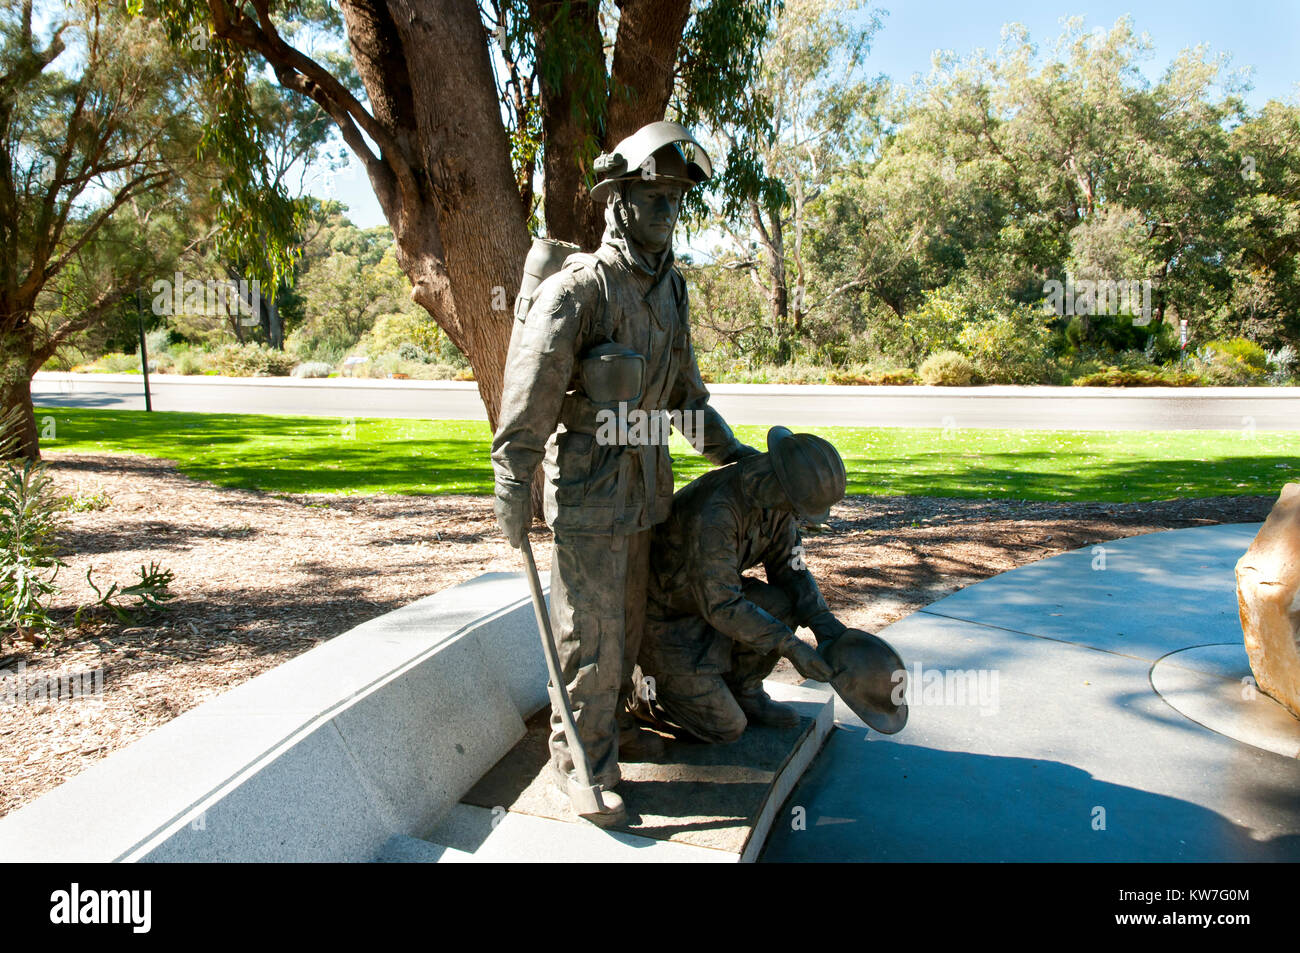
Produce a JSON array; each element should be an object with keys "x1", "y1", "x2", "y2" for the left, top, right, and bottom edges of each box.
[
  {"x1": 766, "y1": 612, "x2": 1300, "y2": 861},
  {"x1": 918, "y1": 523, "x2": 1261, "y2": 661}
]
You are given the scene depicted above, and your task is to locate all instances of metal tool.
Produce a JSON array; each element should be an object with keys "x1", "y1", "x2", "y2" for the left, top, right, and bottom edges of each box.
[{"x1": 518, "y1": 534, "x2": 608, "y2": 816}]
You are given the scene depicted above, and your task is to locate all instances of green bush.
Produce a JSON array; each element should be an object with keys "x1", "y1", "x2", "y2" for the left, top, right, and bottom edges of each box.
[
  {"x1": 920, "y1": 351, "x2": 979, "y2": 386},
  {"x1": 350, "y1": 352, "x2": 460, "y2": 380},
  {"x1": 353, "y1": 311, "x2": 467, "y2": 367},
  {"x1": 79, "y1": 352, "x2": 142, "y2": 374},
  {"x1": 1192, "y1": 338, "x2": 1269, "y2": 385},
  {"x1": 397, "y1": 342, "x2": 431, "y2": 363},
  {"x1": 210, "y1": 343, "x2": 299, "y2": 377},
  {"x1": 957, "y1": 308, "x2": 1055, "y2": 384},
  {"x1": 172, "y1": 350, "x2": 207, "y2": 375},
  {"x1": 828, "y1": 367, "x2": 919, "y2": 385},
  {"x1": 888, "y1": 290, "x2": 968, "y2": 367},
  {"x1": 1072, "y1": 367, "x2": 1202, "y2": 387},
  {"x1": 1203, "y1": 338, "x2": 1268, "y2": 370}
]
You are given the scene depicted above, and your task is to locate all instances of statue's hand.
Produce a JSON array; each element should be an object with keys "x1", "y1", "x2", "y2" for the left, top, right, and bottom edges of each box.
[
  {"x1": 494, "y1": 479, "x2": 533, "y2": 549},
  {"x1": 783, "y1": 636, "x2": 836, "y2": 683},
  {"x1": 807, "y1": 610, "x2": 848, "y2": 646}
]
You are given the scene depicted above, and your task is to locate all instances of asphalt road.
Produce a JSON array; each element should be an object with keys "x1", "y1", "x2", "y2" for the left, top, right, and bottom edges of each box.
[{"x1": 31, "y1": 372, "x2": 1300, "y2": 431}]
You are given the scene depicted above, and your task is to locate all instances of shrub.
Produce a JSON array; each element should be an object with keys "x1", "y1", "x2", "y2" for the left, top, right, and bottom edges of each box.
[
  {"x1": 1203, "y1": 338, "x2": 1268, "y2": 370},
  {"x1": 397, "y1": 341, "x2": 431, "y2": 363},
  {"x1": 1072, "y1": 367, "x2": 1201, "y2": 387},
  {"x1": 353, "y1": 311, "x2": 468, "y2": 367},
  {"x1": 889, "y1": 290, "x2": 968, "y2": 367},
  {"x1": 291, "y1": 362, "x2": 334, "y2": 379},
  {"x1": 210, "y1": 343, "x2": 299, "y2": 377},
  {"x1": 1267, "y1": 345, "x2": 1298, "y2": 385},
  {"x1": 145, "y1": 327, "x2": 174, "y2": 355},
  {"x1": 173, "y1": 350, "x2": 206, "y2": 375},
  {"x1": 348, "y1": 352, "x2": 460, "y2": 380},
  {"x1": 84, "y1": 352, "x2": 142, "y2": 374},
  {"x1": 1193, "y1": 339, "x2": 1269, "y2": 385},
  {"x1": 920, "y1": 351, "x2": 979, "y2": 386},
  {"x1": 957, "y1": 308, "x2": 1055, "y2": 384}
]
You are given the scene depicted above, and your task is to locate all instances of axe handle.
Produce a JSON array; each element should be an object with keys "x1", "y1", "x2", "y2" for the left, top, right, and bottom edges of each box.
[{"x1": 519, "y1": 535, "x2": 606, "y2": 813}]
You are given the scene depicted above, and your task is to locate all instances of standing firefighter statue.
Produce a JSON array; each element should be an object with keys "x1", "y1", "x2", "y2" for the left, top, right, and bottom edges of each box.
[{"x1": 491, "y1": 121, "x2": 756, "y2": 825}]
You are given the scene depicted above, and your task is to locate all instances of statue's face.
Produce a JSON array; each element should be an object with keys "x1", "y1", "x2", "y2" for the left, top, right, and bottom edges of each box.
[{"x1": 622, "y1": 180, "x2": 684, "y2": 253}]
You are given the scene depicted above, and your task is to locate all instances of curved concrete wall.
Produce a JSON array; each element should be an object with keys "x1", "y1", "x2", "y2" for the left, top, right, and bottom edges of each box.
[{"x1": 0, "y1": 573, "x2": 550, "y2": 862}]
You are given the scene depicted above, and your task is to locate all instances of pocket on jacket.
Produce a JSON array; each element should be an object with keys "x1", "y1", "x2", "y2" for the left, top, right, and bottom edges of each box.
[{"x1": 554, "y1": 430, "x2": 595, "y2": 504}]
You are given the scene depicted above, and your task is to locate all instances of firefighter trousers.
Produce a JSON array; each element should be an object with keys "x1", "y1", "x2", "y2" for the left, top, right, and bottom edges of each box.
[{"x1": 547, "y1": 528, "x2": 650, "y2": 789}]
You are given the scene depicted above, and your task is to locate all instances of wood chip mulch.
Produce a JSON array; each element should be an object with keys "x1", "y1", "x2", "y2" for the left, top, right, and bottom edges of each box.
[{"x1": 0, "y1": 450, "x2": 1274, "y2": 819}]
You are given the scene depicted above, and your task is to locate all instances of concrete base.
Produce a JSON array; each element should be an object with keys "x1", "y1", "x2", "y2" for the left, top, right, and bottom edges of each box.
[
  {"x1": 403, "y1": 681, "x2": 835, "y2": 863},
  {"x1": 0, "y1": 572, "x2": 554, "y2": 862},
  {"x1": 0, "y1": 565, "x2": 834, "y2": 864}
]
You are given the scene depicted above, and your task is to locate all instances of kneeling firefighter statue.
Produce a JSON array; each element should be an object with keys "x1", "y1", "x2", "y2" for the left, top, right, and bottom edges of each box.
[{"x1": 490, "y1": 121, "x2": 757, "y2": 825}]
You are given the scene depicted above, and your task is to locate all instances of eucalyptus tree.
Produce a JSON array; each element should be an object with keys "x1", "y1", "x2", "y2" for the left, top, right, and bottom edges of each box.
[
  {"x1": 1, "y1": 0, "x2": 204, "y2": 458},
  {"x1": 140, "y1": 0, "x2": 782, "y2": 424}
]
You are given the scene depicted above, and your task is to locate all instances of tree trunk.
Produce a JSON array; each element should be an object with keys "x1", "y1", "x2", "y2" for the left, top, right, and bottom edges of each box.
[
  {"x1": 529, "y1": 0, "x2": 606, "y2": 248},
  {"x1": 339, "y1": 0, "x2": 531, "y2": 426},
  {"x1": 260, "y1": 287, "x2": 284, "y2": 349},
  {"x1": 1, "y1": 332, "x2": 40, "y2": 461},
  {"x1": 531, "y1": 0, "x2": 692, "y2": 247}
]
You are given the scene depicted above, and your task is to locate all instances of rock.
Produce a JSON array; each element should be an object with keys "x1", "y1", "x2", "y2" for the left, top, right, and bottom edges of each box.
[{"x1": 1237, "y1": 483, "x2": 1300, "y2": 720}]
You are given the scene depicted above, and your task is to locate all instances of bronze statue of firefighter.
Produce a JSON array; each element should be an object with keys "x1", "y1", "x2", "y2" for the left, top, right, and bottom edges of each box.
[{"x1": 491, "y1": 120, "x2": 907, "y2": 827}]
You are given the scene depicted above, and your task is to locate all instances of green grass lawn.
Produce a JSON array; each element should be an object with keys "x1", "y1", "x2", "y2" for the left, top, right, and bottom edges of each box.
[{"x1": 35, "y1": 407, "x2": 1300, "y2": 501}]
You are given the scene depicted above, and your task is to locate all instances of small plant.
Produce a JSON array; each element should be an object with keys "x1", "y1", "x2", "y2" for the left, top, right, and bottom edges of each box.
[
  {"x1": 956, "y1": 308, "x2": 1055, "y2": 384},
  {"x1": 61, "y1": 487, "x2": 111, "y2": 513},
  {"x1": 0, "y1": 459, "x2": 67, "y2": 642},
  {"x1": 920, "y1": 351, "x2": 979, "y2": 386},
  {"x1": 210, "y1": 343, "x2": 299, "y2": 377},
  {"x1": 76, "y1": 562, "x2": 176, "y2": 626},
  {"x1": 397, "y1": 341, "x2": 432, "y2": 363},
  {"x1": 1266, "y1": 345, "x2": 1298, "y2": 385},
  {"x1": 291, "y1": 361, "x2": 333, "y2": 378}
]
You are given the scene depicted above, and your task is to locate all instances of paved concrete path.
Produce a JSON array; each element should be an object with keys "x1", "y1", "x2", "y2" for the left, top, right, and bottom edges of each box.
[
  {"x1": 32, "y1": 372, "x2": 1300, "y2": 430},
  {"x1": 762, "y1": 523, "x2": 1300, "y2": 862}
]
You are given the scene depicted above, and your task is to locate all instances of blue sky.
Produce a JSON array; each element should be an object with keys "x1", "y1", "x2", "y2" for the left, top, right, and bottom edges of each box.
[{"x1": 311, "y1": 2, "x2": 1299, "y2": 229}]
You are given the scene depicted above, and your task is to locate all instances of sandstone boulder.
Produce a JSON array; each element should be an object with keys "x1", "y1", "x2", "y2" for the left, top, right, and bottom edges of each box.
[{"x1": 1237, "y1": 483, "x2": 1300, "y2": 720}]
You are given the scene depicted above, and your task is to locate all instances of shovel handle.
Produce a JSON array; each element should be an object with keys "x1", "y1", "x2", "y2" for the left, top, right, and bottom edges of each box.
[{"x1": 519, "y1": 536, "x2": 606, "y2": 814}]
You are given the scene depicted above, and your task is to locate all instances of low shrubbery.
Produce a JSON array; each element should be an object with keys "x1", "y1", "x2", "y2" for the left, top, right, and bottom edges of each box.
[
  {"x1": 291, "y1": 362, "x2": 334, "y2": 378},
  {"x1": 920, "y1": 351, "x2": 979, "y2": 386},
  {"x1": 208, "y1": 343, "x2": 300, "y2": 377},
  {"x1": 955, "y1": 308, "x2": 1056, "y2": 384},
  {"x1": 1193, "y1": 338, "x2": 1271, "y2": 385},
  {"x1": 47, "y1": 297, "x2": 1298, "y2": 389},
  {"x1": 1071, "y1": 367, "x2": 1202, "y2": 387}
]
